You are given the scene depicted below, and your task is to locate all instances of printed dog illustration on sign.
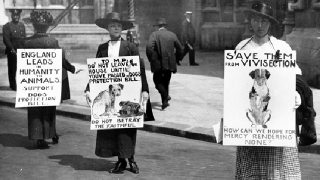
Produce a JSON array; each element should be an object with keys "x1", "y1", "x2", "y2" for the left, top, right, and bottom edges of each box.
[
  {"x1": 92, "y1": 83, "x2": 124, "y2": 118},
  {"x1": 246, "y1": 69, "x2": 271, "y2": 128},
  {"x1": 119, "y1": 101, "x2": 144, "y2": 117}
]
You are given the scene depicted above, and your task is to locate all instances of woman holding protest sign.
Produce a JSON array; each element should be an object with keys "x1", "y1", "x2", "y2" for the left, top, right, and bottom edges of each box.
[
  {"x1": 84, "y1": 12, "x2": 150, "y2": 174},
  {"x1": 234, "y1": 2, "x2": 302, "y2": 179},
  {"x1": 23, "y1": 11, "x2": 82, "y2": 149}
]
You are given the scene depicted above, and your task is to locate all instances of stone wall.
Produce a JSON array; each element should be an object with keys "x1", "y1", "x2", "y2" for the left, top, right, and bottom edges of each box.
[
  {"x1": 201, "y1": 22, "x2": 244, "y2": 50},
  {"x1": 0, "y1": 24, "x2": 131, "y2": 55},
  {"x1": 285, "y1": 3, "x2": 320, "y2": 88},
  {"x1": 286, "y1": 28, "x2": 320, "y2": 88}
]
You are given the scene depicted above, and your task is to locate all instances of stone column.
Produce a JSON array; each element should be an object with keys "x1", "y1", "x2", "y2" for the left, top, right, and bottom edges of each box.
[
  {"x1": 126, "y1": 0, "x2": 138, "y2": 45},
  {"x1": 281, "y1": 1, "x2": 295, "y2": 40},
  {"x1": 0, "y1": 0, "x2": 9, "y2": 25}
]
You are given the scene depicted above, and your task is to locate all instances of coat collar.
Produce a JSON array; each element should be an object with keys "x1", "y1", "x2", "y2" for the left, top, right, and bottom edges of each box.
[
  {"x1": 100, "y1": 38, "x2": 131, "y2": 57},
  {"x1": 25, "y1": 33, "x2": 49, "y2": 41}
]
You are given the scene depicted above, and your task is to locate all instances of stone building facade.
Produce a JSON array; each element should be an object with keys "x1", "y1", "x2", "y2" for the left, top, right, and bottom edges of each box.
[{"x1": 1, "y1": 0, "x2": 320, "y2": 87}]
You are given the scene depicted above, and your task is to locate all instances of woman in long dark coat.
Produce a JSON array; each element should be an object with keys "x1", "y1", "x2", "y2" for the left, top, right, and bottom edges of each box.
[
  {"x1": 23, "y1": 11, "x2": 81, "y2": 148},
  {"x1": 84, "y1": 12, "x2": 150, "y2": 174}
]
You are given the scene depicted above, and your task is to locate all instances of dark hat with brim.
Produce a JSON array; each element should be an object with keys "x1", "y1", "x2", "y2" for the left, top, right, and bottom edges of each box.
[
  {"x1": 153, "y1": 18, "x2": 167, "y2": 26},
  {"x1": 9, "y1": 9, "x2": 22, "y2": 15},
  {"x1": 244, "y1": 2, "x2": 279, "y2": 25},
  {"x1": 95, "y1": 12, "x2": 133, "y2": 30}
]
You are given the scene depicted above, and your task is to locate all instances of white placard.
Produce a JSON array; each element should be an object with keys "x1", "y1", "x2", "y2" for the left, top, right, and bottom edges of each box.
[
  {"x1": 87, "y1": 56, "x2": 144, "y2": 130},
  {"x1": 223, "y1": 50, "x2": 297, "y2": 147},
  {"x1": 15, "y1": 49, "x2": 62, "y2": 107}
]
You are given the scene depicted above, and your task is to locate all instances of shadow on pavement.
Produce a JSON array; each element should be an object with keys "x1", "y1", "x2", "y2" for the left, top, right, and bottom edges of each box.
[
  {"x1": 298, "y1": 145, "x2": 320, "y2": 154},
  {"x1": 0, "y1": 86, "x2": 11, "y2": 90},
  {"x1": 48, "y1": 155, "x2": 115, "y2": 171},
  {"x1": 0, "y1": 133, "x2": 38, "y2": 150},
  {"x1": 150, "y1": 102, "x2": 162, "y2": 110}
]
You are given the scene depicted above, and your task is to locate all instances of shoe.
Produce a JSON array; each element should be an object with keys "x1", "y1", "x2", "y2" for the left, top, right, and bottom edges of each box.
[
  {"x1": 52, "y1": 135, "x2": 59, "y2": 144},
  {"x1": 162, "y1": 101, "x2": 169, "y2": 110},
  {"x1": 129, "y1": 161, "x2": 139, "y2": 174},
  {"x1": 167, "y1": 95, "x2": 171, "y2": 101},
  {"x1": 176, "y1": 61, "x2": 181, "y2": 66},
  {"x1": 37, "y1": 140, "x2": 49, "y2": 149},
  {"x1": 110, "y1": 160, "x2": 127, "y2": 173},
  {"x1": 189, "y1": 63, "x2": 199, "y2": 66}
]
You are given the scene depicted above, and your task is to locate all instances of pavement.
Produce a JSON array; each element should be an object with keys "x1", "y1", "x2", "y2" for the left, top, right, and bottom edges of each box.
[{"x1": 0, "y1": 47, "x2": 320, "y2": 144}]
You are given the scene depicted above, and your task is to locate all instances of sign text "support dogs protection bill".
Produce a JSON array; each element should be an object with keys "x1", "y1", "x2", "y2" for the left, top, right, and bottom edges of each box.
[{"x1": 15, "y1": 49, "x2": 62, "y2": 107}]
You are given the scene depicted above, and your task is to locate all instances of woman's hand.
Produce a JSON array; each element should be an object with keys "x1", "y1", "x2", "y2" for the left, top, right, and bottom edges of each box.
[
  {"x1": 142, "y1": 91, "x2": 149, "y2": 102},
  {"x1": 294, "y1": 91, "x2": 301, "y2": 110},
  {"x1": 85, "y1": 91, "x2": 91, "y2": 106},
  {"x1": 139, "y1": 91, "x2": 149, "y2": 113}
]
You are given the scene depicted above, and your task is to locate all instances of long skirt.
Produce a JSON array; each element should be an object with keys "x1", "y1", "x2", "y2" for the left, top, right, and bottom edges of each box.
[
  {"x1": 95, "y1": 128, "x2": 137, "y2": 158},
  {"x1": 235, "y1": 146, "x2": 301, "y2": 180},
  {"x1": 28, "y1": 106, "x2": 56, "y2": 140}
]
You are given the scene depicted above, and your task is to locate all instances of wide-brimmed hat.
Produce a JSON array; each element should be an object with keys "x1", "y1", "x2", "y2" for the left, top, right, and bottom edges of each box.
[
  {"x1": 153, "y1": 18, "x2": 167, "y2": 26},
  {"x1": 244, "y1": 2, "x2": 278, "y2": 25},
  {"x1": 95, "y1": 12, "x2": 133, "y2": 30},
  {"x1": 9, "y1": 9, "x2": 22, "y2": 15},
  {"x1": 23, "y1": 10, "x2": 56, "y2": 26}
]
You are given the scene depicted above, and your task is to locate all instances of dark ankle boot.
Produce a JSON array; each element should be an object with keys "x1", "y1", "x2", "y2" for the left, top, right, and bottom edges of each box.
[
  {"x1": 37, "y1": 140, "x2": 48, "y2": 149},
  {"x1": 52, "y1": 135, "x2": 59, "y2": 144},
  {"x1": 129, "y1": 161, "x2": 139, "y2": 174},
  {"x1": 110, "y1": 159, "x2": 127, "y2": 173}
]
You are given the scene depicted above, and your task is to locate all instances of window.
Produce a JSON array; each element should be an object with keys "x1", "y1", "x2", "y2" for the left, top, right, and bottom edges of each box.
[
  {"x1": 81, "y1": 0, "x2": 94, "y2": 6},
  {"x1": 50, "y1": 0, "x2": 63, "y2": 5}
]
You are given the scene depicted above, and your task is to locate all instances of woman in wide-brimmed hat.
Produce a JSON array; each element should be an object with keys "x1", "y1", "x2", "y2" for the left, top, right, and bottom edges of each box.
[
  {"x1": 84, "y1": 12, "x2": 151, "y2": 174},
  {"x1": 234, "y1": 2, "x2": 302, "y2": 179},
  {"x1": 23, "y1": 10, "x2": 82, "y2": 149}
]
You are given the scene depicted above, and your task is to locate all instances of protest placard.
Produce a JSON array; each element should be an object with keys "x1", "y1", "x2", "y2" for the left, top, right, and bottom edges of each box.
[
  {"x1": 87, "y1": 56, "x2": 144, "y2": 130},
  {"x1": 223, "y1": 50, "x2": 297, "y2": 147},
  {"x1": 15, "y1": 49, "x2": 62, "y2": 107}
]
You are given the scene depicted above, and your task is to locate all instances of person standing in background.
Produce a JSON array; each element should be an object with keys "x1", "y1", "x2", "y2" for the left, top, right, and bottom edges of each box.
[
  {"x1": 2, "y1": 9, "x2": 26, "y2": 91},
  {"x1": 181, "y1": 11, "x2": 199, "y2": 66},
  {"x1": 146, "y1": 18, "x2": 183, "y2": 110}
]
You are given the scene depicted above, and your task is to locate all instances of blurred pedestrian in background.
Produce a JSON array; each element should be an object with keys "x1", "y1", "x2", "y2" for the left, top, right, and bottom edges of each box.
[
  {"x1": 181, "y1": 11, "x2": 199, "y2": 66},
  {"x1": 84, "y1": 12, "x2": 150, "y2": 174},
  {"x1": 146, "y1": 18, "x2": 183, "y2": 110},
  {"x1": 23, "y1": 10, "x2": 82, "y2": 149},
  {"x1": 2, "y1": 9, "x2": 26, "y2": 91},
  {"x1": 234, "y1": 2, "x2": 302, "y2": 179}
]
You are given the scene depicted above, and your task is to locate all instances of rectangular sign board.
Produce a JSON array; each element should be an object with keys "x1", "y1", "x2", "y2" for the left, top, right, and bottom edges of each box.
[
  {"x1": 87, "y1": 56, "x2": 144, "y2": 130},
  {"x1": 223, "y1": 50, "x2": 297, "y2": 147}
]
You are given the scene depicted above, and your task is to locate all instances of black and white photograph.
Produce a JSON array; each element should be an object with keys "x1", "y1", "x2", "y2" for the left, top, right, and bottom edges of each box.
[{"x1": 0, "y1": 0, "x2": 319, "y2": 179}]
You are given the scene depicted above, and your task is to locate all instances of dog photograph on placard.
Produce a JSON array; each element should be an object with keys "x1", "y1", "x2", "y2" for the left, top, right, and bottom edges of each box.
[
  {"x1": 92, "y1": 83, "x2": 124, "y2": 118},
  {"x1": 246, "y1": 68, "x2": 272, "y2": 128}
]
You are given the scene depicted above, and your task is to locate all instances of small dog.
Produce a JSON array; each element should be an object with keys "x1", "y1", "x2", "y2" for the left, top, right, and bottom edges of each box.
[
  {"x1": 118, "y1": 101, "x2": 144, "y2": 117},
  {"x1": 246, "y1": 69, "x2": 271, "y2": 128},
  {"x1": 92, "y1": 83, "x2": 124, "y2": 118}
]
